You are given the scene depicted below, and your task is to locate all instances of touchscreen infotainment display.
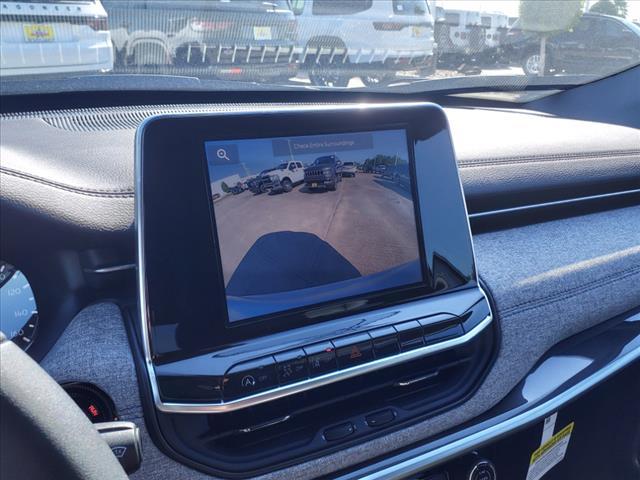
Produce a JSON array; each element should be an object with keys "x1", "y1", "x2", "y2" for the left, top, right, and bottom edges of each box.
[{"x1": 205, "y1": 129, "x2": 423, "y2": 322}]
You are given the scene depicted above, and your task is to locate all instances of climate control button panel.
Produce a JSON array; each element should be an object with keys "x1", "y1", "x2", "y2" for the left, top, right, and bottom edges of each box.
[
  {"x1": 220, "y1": 316, "x2": 465, "y2": 402},
  {"x1": 155, "y1": 305, "x2": 492, "y2": 410}
]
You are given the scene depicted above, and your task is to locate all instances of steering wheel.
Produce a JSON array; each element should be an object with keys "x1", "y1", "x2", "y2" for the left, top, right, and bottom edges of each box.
[{"x1": 0, "y1": 332, "x2": 128, "y2": 480}]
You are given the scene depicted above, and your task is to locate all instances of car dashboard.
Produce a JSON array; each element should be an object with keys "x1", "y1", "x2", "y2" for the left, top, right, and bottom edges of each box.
[{"x1": 1, "y1": 68, "x2": 640, "y2": 480}]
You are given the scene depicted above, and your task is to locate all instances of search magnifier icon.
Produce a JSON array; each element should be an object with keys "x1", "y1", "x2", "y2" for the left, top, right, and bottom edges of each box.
[{"x1": 217, "y1": 148, "x2": 230, "y2": 162}]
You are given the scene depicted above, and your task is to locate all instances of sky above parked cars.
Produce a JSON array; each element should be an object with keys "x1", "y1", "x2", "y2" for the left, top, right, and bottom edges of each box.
[{"x1": 444, "y1": 0, "x2": 640, "y2": 21}]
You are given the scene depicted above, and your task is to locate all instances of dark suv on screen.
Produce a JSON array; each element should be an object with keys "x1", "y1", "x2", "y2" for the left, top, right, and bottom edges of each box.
[
  {"x1": 247, "y1": 168, "x2": 275, "y2": 194},
  {"x1": 501, "y1": 12, "x2": 640, "y2": 76},
  {"x1": 303, "y1": 155, "x2": 343, "y2": 191}
]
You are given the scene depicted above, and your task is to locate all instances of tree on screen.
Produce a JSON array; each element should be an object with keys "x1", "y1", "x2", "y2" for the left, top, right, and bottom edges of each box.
[
  {"x1": 519, "y1": 0, "x2": 583, "y2": 76},
  {"x1": 363, "y1": 154, "x2": 406, "y2": 171},
  {"x1": 590, "y1": 0, "x2": 628, "y2": 17}
]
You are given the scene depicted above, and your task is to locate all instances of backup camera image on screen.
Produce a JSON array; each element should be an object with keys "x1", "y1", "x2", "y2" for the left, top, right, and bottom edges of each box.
[{"x1": 205, "y1": 129, "x2": 422, "y2": 322}]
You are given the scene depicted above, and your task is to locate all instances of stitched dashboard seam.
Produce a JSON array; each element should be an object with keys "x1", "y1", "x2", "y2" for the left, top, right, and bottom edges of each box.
[
  {"x1": 501, "y1": 265, "x2": 640, "y2": 318},
  {"x1": 0, "y1": 167, "x2": 134, "y2": 198},
  {"x1": 501, "y1": 264, "x2": 640, "y2": 314},
  {"x1": 3, "y1": 151, "x2": 638, "y2": 198},
  {"x1": 458, "y1": 150, "x2": 640, "y2": 168}
]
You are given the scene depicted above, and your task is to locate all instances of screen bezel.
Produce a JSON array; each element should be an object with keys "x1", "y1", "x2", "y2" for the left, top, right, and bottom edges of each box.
[
  {"x1": 139, "y1": 104, "x2": 477, "y2": 362},
  {"x1": 204, "y1": 127, "x2": 427, "y2": 328}
]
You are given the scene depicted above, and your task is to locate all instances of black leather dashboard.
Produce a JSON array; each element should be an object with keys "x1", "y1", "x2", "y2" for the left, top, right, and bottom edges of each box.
[{"x1": 1, "y1": 105, "x2": 639, "y2": 249}]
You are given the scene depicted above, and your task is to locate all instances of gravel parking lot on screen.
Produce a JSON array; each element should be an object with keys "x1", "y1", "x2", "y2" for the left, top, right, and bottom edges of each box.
[{"x1": 213, "y1": 174, "x2": 420, "y2": 286}]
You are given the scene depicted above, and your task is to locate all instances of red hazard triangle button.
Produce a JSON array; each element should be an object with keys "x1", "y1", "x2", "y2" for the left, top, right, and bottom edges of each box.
[{"x1": 334, "y1": 335, "x2": 374, "y2": 368}]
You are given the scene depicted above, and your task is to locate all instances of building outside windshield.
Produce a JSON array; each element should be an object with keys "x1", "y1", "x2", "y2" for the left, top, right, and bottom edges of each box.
[{"x1": 1, "y1": 0, "x2": 639, "y2": 97}]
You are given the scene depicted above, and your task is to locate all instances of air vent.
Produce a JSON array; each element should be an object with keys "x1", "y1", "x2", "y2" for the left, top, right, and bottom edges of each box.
[
  {"x1": 43, "y1": 109, "x2": 149, "y2": 131},
  {"x1": 40, "y1": 105, "x2": 246, "y2": 131},
  {"x1": 2, "y1": 103, "x2": 332, "y2": 132}
]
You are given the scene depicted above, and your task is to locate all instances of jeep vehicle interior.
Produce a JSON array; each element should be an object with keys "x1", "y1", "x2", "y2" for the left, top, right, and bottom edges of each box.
[{"x1": 1, "y1": 1, "x2": 639, "y2": 480}]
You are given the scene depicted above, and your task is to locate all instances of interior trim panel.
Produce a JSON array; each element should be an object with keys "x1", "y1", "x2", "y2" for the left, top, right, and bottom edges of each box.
[
  {"x1": 40, "y1": 204, "x2": 640, "y2": 479},
  {"x1": 150, "y1": 313, "x2": 493, "y2": 415},
  {"x1": 349, "y1": 308, "x2": 640, "y2": 479},
  {"x1": 133, "y1": 104, "x2": 497, "y2": 474}
]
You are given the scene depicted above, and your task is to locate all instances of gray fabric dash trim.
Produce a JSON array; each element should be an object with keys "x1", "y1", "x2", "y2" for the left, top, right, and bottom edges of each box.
[{"x1": 41, "y1": 205, "x2": 640, "y2": 479}]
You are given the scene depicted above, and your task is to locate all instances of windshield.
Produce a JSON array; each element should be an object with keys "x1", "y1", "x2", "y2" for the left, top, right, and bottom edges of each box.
[{"x1": 1, "y1": 0, "x2": 639, "y2": 98}]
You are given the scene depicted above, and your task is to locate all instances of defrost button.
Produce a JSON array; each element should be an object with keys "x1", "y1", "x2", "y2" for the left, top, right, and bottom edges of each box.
[{"x1": 274, "y1": 349, "x2": 308, "y2": 385}]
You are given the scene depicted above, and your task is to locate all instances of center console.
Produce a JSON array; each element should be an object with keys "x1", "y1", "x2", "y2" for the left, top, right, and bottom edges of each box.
[{"x1": 136, "y1": 103, "x2": 495, "y2": 476}]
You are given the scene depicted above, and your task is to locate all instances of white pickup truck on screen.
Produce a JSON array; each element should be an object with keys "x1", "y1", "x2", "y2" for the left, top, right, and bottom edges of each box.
[{"x1": 259, "y1": 161, "x2": 305, "y2": 193}]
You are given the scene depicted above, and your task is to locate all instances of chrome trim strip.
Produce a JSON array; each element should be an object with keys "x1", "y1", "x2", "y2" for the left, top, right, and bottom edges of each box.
[
  {"x1": 354, "y1": 314, "x2": 640, "y2": 480},
  {"x1": 395, "y1": 371, "x2": 439, "y2": 387},
  {"x1": 238, "y1": 415, "x2": 291, "y2": 434},
  {"x1": 155, "y1": 315, "x2": 491, "y2": 414},
  {"x1": 469, "y1": 188, "x2": 640, "y2": 219},
  {"x1": 84, "y1": 263, "x2": 136, "y2": 274},
  {"x1": 449, "y1": 116, "x2": 481, "y2": 285},
  {"x1": 135, "y1": 103, "x2": 490, "y2": 415}
]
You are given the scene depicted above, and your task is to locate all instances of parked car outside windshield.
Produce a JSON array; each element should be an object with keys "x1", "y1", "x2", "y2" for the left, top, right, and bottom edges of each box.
[
  {"x1": 102, "y1": 0, "x2": 297, "y2": 82},
  {"x1": 0, "y1": 0, "x2": 113, "y2": 77},
  {"x1": 503, "y1": 12, "x2": 640, "y2": 76},
  {"x1": 1, "y1": 0, "x2": 639, "y2": 97}
]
